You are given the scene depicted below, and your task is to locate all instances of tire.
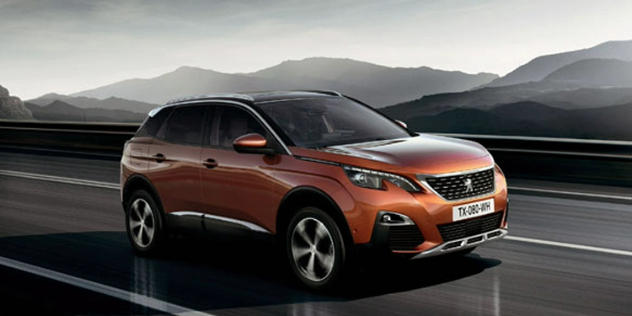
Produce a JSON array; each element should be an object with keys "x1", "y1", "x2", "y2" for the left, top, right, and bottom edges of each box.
[
  {"x1": 125, "y1": 190, "x2": 167, "y2": 256},
  {"x1": 286, "y1": 207, "x2": 347, "y2": 290}
]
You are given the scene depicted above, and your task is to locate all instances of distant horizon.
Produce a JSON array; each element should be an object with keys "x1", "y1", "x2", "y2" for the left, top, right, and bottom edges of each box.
[
  {"x1": 1, "y1": 0, "x2": 631, "y2": 99},
  {"x1": 9, "y1": 42, "x2": 628, "y2": 100}
]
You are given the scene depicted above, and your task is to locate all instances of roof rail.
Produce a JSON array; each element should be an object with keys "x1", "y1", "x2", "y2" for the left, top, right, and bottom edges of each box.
[
  {"x1": 300, "y1": 90, "x2": 343, "y2": 97},
  {"x1": 166, "y1": 93, "x2": 254, "y2": 105}
]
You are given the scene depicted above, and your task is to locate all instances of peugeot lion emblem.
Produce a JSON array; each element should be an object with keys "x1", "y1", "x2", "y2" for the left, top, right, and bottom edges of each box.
[{"x1": 464, "y1": 178, "x2": 473, "y2": 193}]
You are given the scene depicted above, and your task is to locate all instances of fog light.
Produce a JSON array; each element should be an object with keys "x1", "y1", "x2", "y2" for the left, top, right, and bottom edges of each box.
[{"x1": 379, "y1": 212, "x2": 414, "y2": 225}]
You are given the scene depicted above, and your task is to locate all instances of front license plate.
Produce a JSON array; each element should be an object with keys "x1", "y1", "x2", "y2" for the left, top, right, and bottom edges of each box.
[{"x1": 453, "y1": 199, "x2": 494, "y2": 222}]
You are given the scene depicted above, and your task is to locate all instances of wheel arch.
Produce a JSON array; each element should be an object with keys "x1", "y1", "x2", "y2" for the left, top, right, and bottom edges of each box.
[
  {"x1": 122, "y1": 174, "x2": 165, "y2": 221},
  {"x1": 276, "y1": 186, "x2": 354, "y2": 250}
]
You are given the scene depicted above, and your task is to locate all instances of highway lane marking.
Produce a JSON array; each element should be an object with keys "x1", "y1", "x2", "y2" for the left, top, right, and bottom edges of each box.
[
  {"x1": 0, "y1": 255, "x2": 215, "y2": 316},
  {"x1": 0, "y1": 169, "x2": 119, "y2": 190},
  {"x1": 508, "y1": 186, "x2": 632, "y2": 202},
  {"x1": 505, "y1": 236, "x2": 632, "y2": 257},
  {"x1": 2, "y1": 169, "x2": 630, "y2": 202}
]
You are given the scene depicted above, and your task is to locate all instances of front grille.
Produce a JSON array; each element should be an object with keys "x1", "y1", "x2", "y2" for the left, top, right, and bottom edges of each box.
[
  {"x1": 389, "y1": 225, "x2": 425, "y2": 251},
  {"x1": 424, "y1": 168, "x2": 494, "y2": 201},
  {"x1": 438, "y1": 212, "x2": 503, "y2": 242}
]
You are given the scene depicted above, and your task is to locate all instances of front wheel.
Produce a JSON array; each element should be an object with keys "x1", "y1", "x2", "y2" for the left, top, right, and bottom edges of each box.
[
  {"x1": 286, "y1": 207, "x2": 347, "y2": 290},
  {"x1": 125, "y1": 190, "x2": 167, "y2": 256}
]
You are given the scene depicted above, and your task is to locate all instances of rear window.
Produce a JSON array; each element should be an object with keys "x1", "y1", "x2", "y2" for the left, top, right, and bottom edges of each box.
[{"x1": 135, "y1": 107, "x2": 173, "y2": 137}]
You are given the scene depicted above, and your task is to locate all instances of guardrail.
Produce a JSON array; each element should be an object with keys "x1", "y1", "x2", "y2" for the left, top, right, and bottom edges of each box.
[{"x1": 1, "y1": 120, "x2": 630, "y2": 186}]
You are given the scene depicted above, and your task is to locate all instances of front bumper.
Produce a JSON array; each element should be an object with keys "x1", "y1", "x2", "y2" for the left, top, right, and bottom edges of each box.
[{"x1": 410, "y1": 228, "x2": 507, "y2": 259}]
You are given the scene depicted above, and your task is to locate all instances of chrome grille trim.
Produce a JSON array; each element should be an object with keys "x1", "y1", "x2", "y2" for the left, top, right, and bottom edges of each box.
[{"x1": 417, "y1": 166, "x2": 495, "y2": 202}]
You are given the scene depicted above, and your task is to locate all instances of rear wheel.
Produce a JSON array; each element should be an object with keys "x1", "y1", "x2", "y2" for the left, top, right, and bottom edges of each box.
[
  {"x1": 286, "y1": 207, "x2": 347, "y2": 290},
  {"x1": 125, "y1": 190, "x2": 167, "y2": 256}
]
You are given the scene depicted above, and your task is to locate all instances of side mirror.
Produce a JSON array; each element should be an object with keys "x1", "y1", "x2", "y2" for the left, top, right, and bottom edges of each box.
[
  {"x1": 395, "y1": 120, "x2": 408, "y2": 129},
  {"x1": 233, "y1": 133, "x2": 276, "y2": 155}
]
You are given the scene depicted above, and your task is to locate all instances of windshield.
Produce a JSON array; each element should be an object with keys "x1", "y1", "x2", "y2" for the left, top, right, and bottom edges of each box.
[{"x1": 257, "y1": 97, "x2": 411, "y2": 148}]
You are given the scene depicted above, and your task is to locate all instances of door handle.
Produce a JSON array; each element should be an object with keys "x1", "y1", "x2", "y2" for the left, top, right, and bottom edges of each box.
[
  {"x1": 202, "y1": 158, "x2": 218, "y2": 168},
  {"x1": 153, "y1": 153, "x2": 166, "y2": 163}
]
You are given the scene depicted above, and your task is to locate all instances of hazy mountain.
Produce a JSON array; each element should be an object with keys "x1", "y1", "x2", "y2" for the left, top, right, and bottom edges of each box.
[
  {"x1": 407, "y1": 108, "x2": 547, "y2": 136},
  {"x1": 381, "y1": 83, "x2": 632, "y2": 120},
  {"x1": 28, "y1": 93, "x2": 158, "y2": 114},
  {"x1": 72, "y1": 66, "x2": 279, "y2": 105},
  {"x1": 0, "y1": 85, "x2": 33, "y2": 120},
  {"x1": 542, "y1": 58, "x2": 632, "y2": 88},
  {"x1": 484, "y1": 40, "x2": 632, "y2": 87},
  {"x1": 71, "y1": 58, "x2": 498, "y2": 107},
  {"x1": 249, "y1": 57, "x2": 498, "y2": 107},
  {"x1": 405, "y1": 103, "x2": 631, "y2": 140},
  {"x1": 489, "y1": 101, "x2": 565, "y2": 121},
  {"x1": 25, "y1": 100, "x2": 145, "y2": 122},
  {"x1": 528, "y1": 87, "x2": 632, "y2": 109}
]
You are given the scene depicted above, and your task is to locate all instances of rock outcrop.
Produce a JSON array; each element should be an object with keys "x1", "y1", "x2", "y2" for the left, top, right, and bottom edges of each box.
[{"x1": 0, "y1": 85, "x2": 33, "y2": 120}]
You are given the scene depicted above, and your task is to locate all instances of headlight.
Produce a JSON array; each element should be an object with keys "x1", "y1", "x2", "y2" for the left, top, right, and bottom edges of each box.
[{"x1": 343, "y1": 166, "x2": 419, "y2": 192}]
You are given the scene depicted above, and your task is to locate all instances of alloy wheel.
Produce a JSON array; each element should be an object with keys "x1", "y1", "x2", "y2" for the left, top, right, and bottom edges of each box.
[{"x1": 290, "y1": 217, "x2": 336, "y2": 282}]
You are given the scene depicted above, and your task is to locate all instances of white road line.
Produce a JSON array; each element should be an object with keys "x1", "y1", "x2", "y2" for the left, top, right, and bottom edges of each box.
[
  {"x1": 0, "y1": 170, "x2": 119, "y2": 190},
  {"x1": 0, "y1": 256, "x2": 214, "y2": 316},
  {"x1": 508, "y1": 186, "x2": 632, "y2": 201},
  {"x1": 504, "y1": 236, "x2": 632, "y2": 257}
]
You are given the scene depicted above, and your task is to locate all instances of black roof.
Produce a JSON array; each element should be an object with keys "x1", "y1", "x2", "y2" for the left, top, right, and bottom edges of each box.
[{"x1": 165, "y1": 90, "x2": 342, "y2": 105}]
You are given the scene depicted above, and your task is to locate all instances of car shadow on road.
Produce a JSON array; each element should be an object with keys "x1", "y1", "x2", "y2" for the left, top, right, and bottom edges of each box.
[{"x1": 0, "y1": 230, "x2": 501, "y2": 315}]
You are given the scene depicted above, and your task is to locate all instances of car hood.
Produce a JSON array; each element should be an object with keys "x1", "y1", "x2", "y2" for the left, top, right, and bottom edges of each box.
[{"x1": 292, "y1": 134, "x2": 493, "y2": 174}]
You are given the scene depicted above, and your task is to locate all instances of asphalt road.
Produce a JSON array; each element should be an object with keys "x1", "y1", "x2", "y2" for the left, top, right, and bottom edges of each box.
[{"x1": 0, "y1": 149, "x2": 630, "y2": 316}]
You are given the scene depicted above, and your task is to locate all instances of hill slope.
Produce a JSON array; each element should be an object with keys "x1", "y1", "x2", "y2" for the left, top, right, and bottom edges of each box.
[
  {"x1": 28, "y1": 93, "x2": 158, "y2": 114},
  {"x1": 404, "y1": 103, "x2": 631, "y2": 140},
  {"x1": 542, "y1": 58, "x2": 632, "y2": 88},
  {"x1": 71, "y1": 58, "x2": 498, "y2": 107},
  {"x1": 484, "y1": 40, "x2": 632, "y2": 87},
  {"x1": 25, "y1": 100, "x2": 145, "y2": 122},
  {"x1": 0, "y1": 85, "x2": 33, "y2": 120}
]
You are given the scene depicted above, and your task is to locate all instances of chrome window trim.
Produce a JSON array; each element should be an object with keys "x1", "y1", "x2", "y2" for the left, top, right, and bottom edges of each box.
[
  {"x1": 162, "y1": 99, "x2": 293, "y2": 156},
  {"x1": 171, "y1": 211, "x2": 270, "y2": 234},
  {"x1": 417, "y1": 165, "x2": 496, "y2": 203}
]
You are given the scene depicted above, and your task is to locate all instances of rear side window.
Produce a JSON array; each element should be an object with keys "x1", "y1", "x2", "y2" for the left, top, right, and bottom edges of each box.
[
  {"x1": 160, "y1": 105, "x2": 207, "y2": 146},
  {"x1": 135, "y1": 107, "x2": 173, "y2": 137}
]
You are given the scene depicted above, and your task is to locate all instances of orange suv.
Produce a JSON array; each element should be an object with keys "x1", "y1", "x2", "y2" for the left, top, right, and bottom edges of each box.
[{"x1": 120, "y1": 91, "x2": 508, "y2": 289}]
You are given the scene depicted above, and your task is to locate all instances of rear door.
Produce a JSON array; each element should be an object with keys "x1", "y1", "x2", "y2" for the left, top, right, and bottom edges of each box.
[{"x1": 147, "y1": 104, "x2": 207, "y2": 215}]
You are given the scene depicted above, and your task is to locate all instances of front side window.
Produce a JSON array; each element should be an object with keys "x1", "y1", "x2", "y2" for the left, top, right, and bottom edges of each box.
[
  {"x1": 217, "y1": 106, "x2": 267, "y2": 148},
  {"x1": 257, "y1": 97, "x2": 411, "y2": 148},
  {"x1": 160, "y1": 105, "x2": 206, "y2": 145}
]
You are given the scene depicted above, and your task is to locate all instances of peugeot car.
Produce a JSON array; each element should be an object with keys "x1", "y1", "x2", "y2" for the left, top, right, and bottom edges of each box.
[{"x1": 120, "y1": 90, "x2": 508, "y2": 289}]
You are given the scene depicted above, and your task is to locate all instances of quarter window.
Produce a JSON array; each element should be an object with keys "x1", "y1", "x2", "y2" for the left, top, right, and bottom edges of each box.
[{"x1": 135, "y1": 107, "x2": 173, "y2": 137}]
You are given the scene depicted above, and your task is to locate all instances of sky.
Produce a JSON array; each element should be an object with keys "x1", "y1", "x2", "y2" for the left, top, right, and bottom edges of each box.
[{"x1": 1, "y1": 0, "x2": 631, "y2": 100}]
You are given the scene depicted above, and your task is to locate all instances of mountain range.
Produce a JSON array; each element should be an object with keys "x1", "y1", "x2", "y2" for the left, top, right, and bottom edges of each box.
[
  {"x1": 483, "y1": 40, "x2": 632, "y2": 87},
  {"x1": 25, "y1": 100, "x2": 145, "y2": 122},
  {"x1": 0, "y1": 85, "x2": 32, "y2": 120},
  {"x1": 27, "y1": 93, "x2": 157, "y2": 114},
  {"x1": 405, "y1": 102, "x2": 631, "y2": 140},
  {"x1": 3, "y1": 40, "x2": 631, "y2": 140},
  {"x1": 70, "y1": 57, "x2": 498, "y2": 107}
]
